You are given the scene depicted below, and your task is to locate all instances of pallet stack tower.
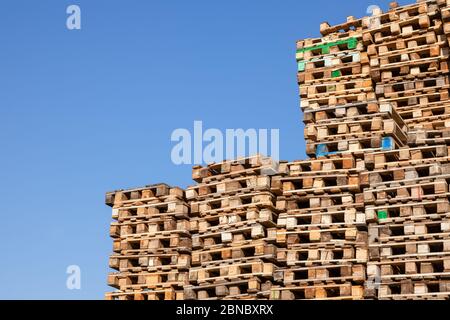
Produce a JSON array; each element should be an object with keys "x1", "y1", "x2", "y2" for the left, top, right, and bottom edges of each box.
[
  {"x1": 184, "y1": 156, "x2": 283, "y2": 300},
  {"x1": 105, "y1": 0, "x2": 450, "y2": 300},
  {"x1": 272, "y1": 154, "x2": 369, "y2": 300},
  {"x1": 360, "y1": 0, "x2": 450, "y2": 300},
  {"x1": 105, "y1": 184, "x2": 191, "y2": 300},
  {"x1": 365, "y1": 1, "x2": 450, "y2": 134},
  {"x1": 299, "y1": 19, "x2": 408, "y2": 157}
]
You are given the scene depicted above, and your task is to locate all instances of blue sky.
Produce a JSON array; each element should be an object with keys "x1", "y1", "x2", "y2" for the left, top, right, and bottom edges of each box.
[{"x1": 0, "y1": 0, "x2": 412, "y2": 299}]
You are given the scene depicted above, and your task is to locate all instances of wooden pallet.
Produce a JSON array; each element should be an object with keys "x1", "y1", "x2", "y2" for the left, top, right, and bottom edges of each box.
[
  {"x1": 110, "y1": 218, "x2": 191, "y2": 238},
  {"x1": 303, "y1": 101, "x2": 397, "y2": 124},
  {"x1": 109, "y1": 251, "x2": 191, "y2": 272},
  {"x1": 270, "y1": 283, "x2": 365, "y2": 300},
  {"x1": 409, "y1": 128, "x2": 450, "y2": 146},
  {"x1": 186, "y1": 175, "x2": 277, "y2": 201},
  {"x1": 368, "y1": 236, "x2": 450, "y2": 260},
  {"x1": 320, "y1": 16, "x2": 364, "y2": 37},
  {"x1": 299, "y1": 51, "x2": 366, "y2": 72},
  {"x1": 112, "y1": 201, "x2": 190, "y2": 223},
  {"x1": 106, "y1": 288, "x2": 185, "y2": 300},
  {"x1": 305, "y1": 118, "x2": 407, "y2": 145},
  {"x1": 405, "y1": 114, "x2": 450, "y2": 131},
  {"x1": 298, "y1": 65, "x2": 370, "y2": 86},
  {"x1": 281, "y1": 174, "x2": 361, "y2": 195},
  {"x1": 300, "y1": 79, "x2": 373, "y2": 100},
  {"x1": 364, "y1": 163, "x2": 450, "y2": 187},
  {"x1": 362, "y1": 0, "x2": 444, "y2": 28},
  {"x1": 377, "y1": 85, "x2": 450, "y2": 106},
  {"x1": 372, "y1": 41, "x2": 448, "y2": 68},
  {"x1": 190, "y1": 191, "x2": 277, "y2": 216},
  {"x1": 300, "y1": 88, "x2": 376, "y2": 111},
  {"x1": 366, "y1": 200, "x2": 450, "y2": 224},
  {"x1": 286, "y1": 154, "x2": 363, "y2": 174},
  {"x1": 276, "y1": 193, "x2": 363, "y2": 212},
  {"x1": 280, "y1": 264, "x2": 366, "y2": 285},
  {"x1": 385, "y1": 91, "x2": 450, "y2": 115},
  {"x1": 107, "y1": 270, "x2": 189, "y2": 290},
  {"x1": 370, "y1": 220, "x2": 450, "y2": 245},
  {"x1": 189, "y1": 261, "x2": 279, "y2": 284},
  {"x1": 364, "y1": 177, "x2": 450, "y2": 204},
  {"x1": 367, "y1": 31, "x2": 445, "y2": 57},
  {"x1": 106, "y1": 184, "x2": 184, "y2": 207},
  {"x1": 191, "y1": 240, "x2": 278, "y2": 266},
  {"x1": 278, "y1": 227, "x2": 367, "y2": 245},
  {"x1": 118, "y1": 233, "x2": 192, "y2": 252},
  {"x1": 376, "y1": 76, "x2": 449, "y2": 99},
  {"x1": 363, "y1": 8, "x2": 443, "y2": 44},
  {"x1": 372, "y1": 56, "x2": 449, "y2": 82},
  {"x1": 285, "y1": 246, "x2": 368, "y2": 266},
  {"x1": 400, "y1": 101, "x2": 450, "y2": 124},
  {"x1": 278, "y1": 208, "x2": 366, "y2": 231},
  {"x1": 184, "y1": 278, "x2": 273, "y2": 300},
  {"x1": 377, "y1": 279, "x2": 450, "y2": 300},
  {"x1": 368, "y1": 256, "x2": 450, "y2": 281},
  {"x1": 191, "y1": 209, "x2": 277, "y2": 235},
  {"x1": 364, "y1": 145, "x2": 449, "y2": 169},
  {"x1": 296, "y1": 36, "x2": 363, "y2": 61},
  {"x1": 305, "y1": 133, "x2": 406, "y2": 158},
  {"x1": 192, "y1": 223, "x2": 276, "y2": 249},
  {"x1": 365, "y1": 21, "x2": 444, "y2": 48},
  {"x1": 301, "y1": 91, "x2": 377, "y2": 111},
  {"x1": 192, "y1": 155, "x2": 280, "y2": 183}
]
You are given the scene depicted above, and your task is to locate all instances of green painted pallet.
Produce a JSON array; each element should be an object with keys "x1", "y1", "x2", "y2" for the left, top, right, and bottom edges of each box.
[{"x1": 297, "y1": 37, "x2": 358, "y2": 55}]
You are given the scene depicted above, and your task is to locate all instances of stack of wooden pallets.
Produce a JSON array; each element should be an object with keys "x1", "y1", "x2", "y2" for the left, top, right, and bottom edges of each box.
[
  {"x1": 304, "y1": 101, "x2": 408, "y2": 157},
  {"x1": 363, "y1": 0, "x2": 450, "y2": 131},
  {"x1": 298, "y1": 16, "x2": 368, "y2": 115},
  {"x1": 298, "y1": 14, "x2": 409, "y2": 158},
  {"x1": 105, "y1": 184, "x2": 191, "y2": 300},
  {"x1": 270, "y1": 154, "x2": 369, "y2": 300},
  {"x1": 104, "y1": 0, "x2": 450, "y2": 301},
  {"x1": 360, "y1": 0, "x2": 450, "y2": 300},
  {"x1": 278, "y1": 0, "x2": 450, "y2": 301},
  {"x1": 365, "y1": 145, "x2": 450, "y2": 299},
  {"x1": 183, "y1": 156, "x2": 284, "y2": 300}
]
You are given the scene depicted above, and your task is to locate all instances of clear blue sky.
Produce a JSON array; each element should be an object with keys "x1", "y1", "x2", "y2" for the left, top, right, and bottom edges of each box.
[{"x1": 0, "y1": 0, "x2": 412, "y2": 299}]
